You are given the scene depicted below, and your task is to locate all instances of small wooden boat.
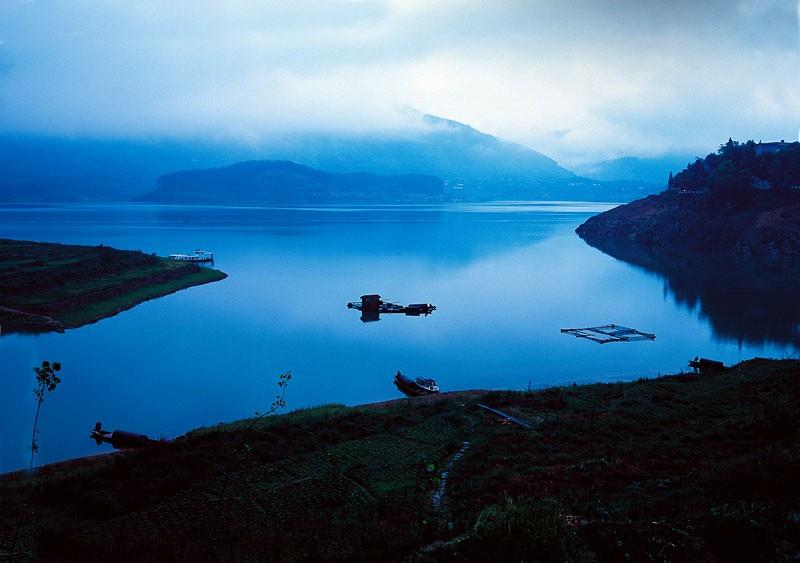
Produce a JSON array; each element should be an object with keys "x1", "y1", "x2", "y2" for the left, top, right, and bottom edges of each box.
[
  {"x1": 688, "y1": 357, "x2": 725, "y2": 374},
  {"x1": 90, "y1": 422, "x2": 153, "y2": 449},
  {"x1": 393, "y1": 371, "x2": 440, "y2": 397}
]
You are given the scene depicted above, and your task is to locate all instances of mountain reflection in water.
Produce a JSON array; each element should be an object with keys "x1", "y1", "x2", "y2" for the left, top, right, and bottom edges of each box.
[{"x1": 582, "y1": 238, "x2": 800, "y2": 347}]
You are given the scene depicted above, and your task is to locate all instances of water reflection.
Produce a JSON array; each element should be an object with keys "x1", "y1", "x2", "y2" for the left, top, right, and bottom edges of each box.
[{"x1": 581, "y1": 237, "x2": 800, "y2": 347}]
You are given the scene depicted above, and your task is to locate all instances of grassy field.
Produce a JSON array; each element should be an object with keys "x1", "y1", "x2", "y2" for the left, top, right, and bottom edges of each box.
[
  {"x1": 1, "y1": 358, "x2": 798, "y2": 561},
  {"x1": 0, "y1": 238, "x2": 226, "y2": 334}
]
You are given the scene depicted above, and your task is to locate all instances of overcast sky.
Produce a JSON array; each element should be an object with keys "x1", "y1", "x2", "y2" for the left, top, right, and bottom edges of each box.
[{"x1": 0, "y1": 0, "x2": 798, "y2": 165}]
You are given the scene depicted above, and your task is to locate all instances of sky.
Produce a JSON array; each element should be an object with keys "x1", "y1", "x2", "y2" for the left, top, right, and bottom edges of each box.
[{"x1": 0, "y1": 0, "x2": 798, "y2": 166}]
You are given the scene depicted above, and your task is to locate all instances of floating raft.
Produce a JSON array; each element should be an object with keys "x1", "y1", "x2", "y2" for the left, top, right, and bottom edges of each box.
[
  {"x1": 561, "y1": 323, "x2": 655, "y2": 344},
  {"x1": 347, "y1": 294, "x2": 436, "y2": 322}
]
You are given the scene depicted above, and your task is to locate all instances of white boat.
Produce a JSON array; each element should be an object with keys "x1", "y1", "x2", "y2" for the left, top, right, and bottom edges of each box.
[{"x1": 169, "y1": 250, "x2": 214, "y2": 262}]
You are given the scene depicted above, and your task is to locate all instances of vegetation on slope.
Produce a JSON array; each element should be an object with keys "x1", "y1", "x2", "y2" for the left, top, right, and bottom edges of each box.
[
  {"x1": 0, "y1": 238, "x2": 226, "y2": 334},
  {"x1": 577, "y1": 187, "x2": 800, "y2": 255},
  {"x1": 577, "y1": 140, "x2": 800, "y2": 256},
  {"x1": 1, "y1": 359, "x2": 798, "y2": 561},
  {"x1": 670, "y1": 139, "x2": 800, "y2": 193}
]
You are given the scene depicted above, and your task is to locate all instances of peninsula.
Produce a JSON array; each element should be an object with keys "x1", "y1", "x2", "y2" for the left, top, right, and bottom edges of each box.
[
  {"x1": 577, "y1": 139, "x2": 800, "y2": 256},
  {"x1": 1, "y1": 358, "x2": 797, "y2": 561},
  {"x1": 0, "y1": 238, "x2": 226, "y2": 334}
]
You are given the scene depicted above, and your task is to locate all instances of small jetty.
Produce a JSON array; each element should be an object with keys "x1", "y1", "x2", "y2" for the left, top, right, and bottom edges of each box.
[
  {"x1": 477, "y1": 404, "x2": 535, "y2": 429},
  {"x1": 561, "y1": 323, "x2": 655, "y2": 344},
  {"x1": 393, "y1": 371, "x2": 440, "y2": 397},
  {"x1": 169, "y1": 250, "x2": 214, "y2": 262},
  {"x1": 348, "y1": 294, "x2": 436, "y2": 322}
]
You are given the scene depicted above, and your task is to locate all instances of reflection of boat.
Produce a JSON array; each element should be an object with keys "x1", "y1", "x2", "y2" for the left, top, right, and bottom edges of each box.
[
  {"x1": 169, "y1": 250, "x2": 214, "y2": 262},
  {"x1": 90, "y1": 422, "x2": 153, "y2": 449},
  {"x1": 347, "y1": 294, "x2": 436, "y2": 322},
  {"x1": 393, "y1": 371, "x2": 440, "y2": 396}
]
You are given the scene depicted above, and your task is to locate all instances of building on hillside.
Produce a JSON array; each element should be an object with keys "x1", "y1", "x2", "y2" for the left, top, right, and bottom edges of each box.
[{"x1": 754, "y1": 140, "x2": 793, "y2": 156}]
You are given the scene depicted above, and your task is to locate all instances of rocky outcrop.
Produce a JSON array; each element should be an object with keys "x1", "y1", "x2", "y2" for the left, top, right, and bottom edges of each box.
[{"x1": 576, "y1": 189, "x2": 800, "y2": 256}]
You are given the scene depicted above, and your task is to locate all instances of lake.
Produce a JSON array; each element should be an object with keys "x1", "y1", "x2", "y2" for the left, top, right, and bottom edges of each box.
[{"x1": 1, "y1": 202, "x2": 797, "y2": 473}]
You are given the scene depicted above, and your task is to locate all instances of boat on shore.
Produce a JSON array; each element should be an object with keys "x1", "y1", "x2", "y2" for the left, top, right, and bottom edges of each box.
[
  {"x1": 169, "y1": 250, "x2": 214, "y2": 262},
  {"x1": 393, "y1": 371, "x2": 440, "y2": 397},
  {"x1": 90, "y1": 422, "x2": 154, "y2": 449},
  {"x1": 688, "y1": 357, "x2": 726, "y2": 374}
]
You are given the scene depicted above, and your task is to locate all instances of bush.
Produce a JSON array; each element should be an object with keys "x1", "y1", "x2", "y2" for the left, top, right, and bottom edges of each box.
[{"x1": 470, "y1": 497, "x2": 582, "y2": 562}]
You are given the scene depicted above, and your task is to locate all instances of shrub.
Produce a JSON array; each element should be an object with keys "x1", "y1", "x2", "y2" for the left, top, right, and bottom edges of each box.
[{"x1": 470, "y1": 497, "x2": 582, "y2": 562}]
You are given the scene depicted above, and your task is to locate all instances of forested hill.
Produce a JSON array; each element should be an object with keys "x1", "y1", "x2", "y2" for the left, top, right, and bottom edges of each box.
[
  {"x1": 577, "y1": 139, "x2": 800, "y2": 256},
  {"x1": 670, "y1": 139, "x2": 800, "y2": 193},
  {"x1": 140, "y1": 160, "x2": 445, "y2": 204}
]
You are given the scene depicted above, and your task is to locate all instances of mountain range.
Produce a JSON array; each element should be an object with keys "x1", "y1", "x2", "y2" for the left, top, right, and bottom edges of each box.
[
  {"x1": 572, "y1": 155, "x2": 696, "y2": 184},
  {"x1": 0, "y1": 115, "x2": 664, "y2": 204},
  {"x1": 141, "y1": 161, "x2": 444, "y2": 204}
]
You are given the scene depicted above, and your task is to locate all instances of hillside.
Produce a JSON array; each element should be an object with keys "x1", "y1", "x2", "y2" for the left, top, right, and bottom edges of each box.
[
  {"x1": 2, "y1": 359, "x2": 798, "y2": 561},
  {"x1": 577, "y1": 140, "x2": 800, "y2": 256},
  {"x1": 140, "y1": 160, "x2": 445, "y2": 204},
  {"x1": 0, "y1": 238, "x2": 226, "y2": 334},
  {"x1": 572, "y1": 154, "x2": 694, "y2": 184}
]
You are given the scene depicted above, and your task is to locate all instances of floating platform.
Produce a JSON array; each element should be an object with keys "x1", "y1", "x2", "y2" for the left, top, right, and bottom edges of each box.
[{"x1": 561, "y1": 324, "x2": 655, "y2": 344}]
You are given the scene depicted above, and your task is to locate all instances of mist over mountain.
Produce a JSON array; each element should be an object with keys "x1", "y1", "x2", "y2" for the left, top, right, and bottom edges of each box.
[
  {"x1": 0, "y1": 135, "x2": 256, "y2": 202},
  {"x1": 0, "y1": 115, "x2": 661, "y2": 204},
  {"x1": 572, "y1": 155, "x2": 696, "y2": 185},
  {"x1": 257, "y1": 114, "x2": 575, "y2": 200}
]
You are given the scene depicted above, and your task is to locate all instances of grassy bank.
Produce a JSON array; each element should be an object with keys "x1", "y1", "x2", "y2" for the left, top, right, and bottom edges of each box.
[
  {"x1": 1, "y1": 359, "x2": 799, "y2": 561},
  {"x1": 0, "y1": 238, "x2": 226, "y2": 334}
]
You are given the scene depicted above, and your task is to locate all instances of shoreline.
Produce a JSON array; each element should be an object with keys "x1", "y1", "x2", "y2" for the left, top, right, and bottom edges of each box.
[
  {"x1": 0, "y1": 238, "x2": 227, "y2": 335},
  {"x1": 2, "y1": 358, "x2": 799, "y2": 560}
]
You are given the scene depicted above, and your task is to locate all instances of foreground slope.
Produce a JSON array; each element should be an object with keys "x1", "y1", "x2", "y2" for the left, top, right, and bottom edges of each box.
[
  {"x1": 0, "y1": 239, "x2": 226, "y2": 334},
  {"x1": 2, "y1": 359, "x2": 798, "y2": 561}
]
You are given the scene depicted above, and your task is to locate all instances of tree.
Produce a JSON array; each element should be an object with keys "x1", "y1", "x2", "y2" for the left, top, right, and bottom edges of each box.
[
  {"x1": 217, "y1": 371, "x2": 292, "y2": 498},
  {"x1": 709, "y1": 159, "x2": 746, "y2": 192},
  {"x1": 30, "y1": 361, "x2": 62, "y2": 471},
  {"x1": 668, "y1": 171, "x2": 674, "y2": 189}
]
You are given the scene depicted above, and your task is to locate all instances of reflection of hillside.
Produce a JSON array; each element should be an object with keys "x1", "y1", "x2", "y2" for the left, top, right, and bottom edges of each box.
[
  {"x1": 152, "y1": 205, "x2": 571, "y2": 267},
  {"x1": 582, "y1": 237, "x2": 800, "y2": 347}
]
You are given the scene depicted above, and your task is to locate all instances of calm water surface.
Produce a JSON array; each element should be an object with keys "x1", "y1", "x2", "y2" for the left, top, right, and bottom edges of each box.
[{"x1": 1, "y1": 202, "x2": 796, "y2": 472}]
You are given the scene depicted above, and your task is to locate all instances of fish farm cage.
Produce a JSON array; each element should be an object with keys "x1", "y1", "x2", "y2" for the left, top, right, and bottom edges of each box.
[{"x1": 560, "y1": 324, "x2": 656, "y2": 344}]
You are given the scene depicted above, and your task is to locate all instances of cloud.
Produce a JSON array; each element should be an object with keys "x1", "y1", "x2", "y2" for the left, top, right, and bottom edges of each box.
[{"x1": 0, "y1": 0, "x2": 797, "y2": 163}]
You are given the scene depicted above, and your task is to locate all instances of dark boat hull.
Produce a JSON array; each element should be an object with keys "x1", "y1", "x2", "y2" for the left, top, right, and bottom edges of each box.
[{"x1": 393, "y1": 373, "x2": 439, "y2": 397}]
